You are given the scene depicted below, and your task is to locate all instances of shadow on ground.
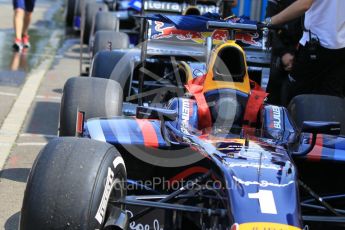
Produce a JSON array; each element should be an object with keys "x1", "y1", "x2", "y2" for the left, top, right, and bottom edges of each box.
[
  {"x1": 71, "y1": 46, "x2": 87, "y2": 53},
  {"x1": 24, "y1": 101, "x2": 60, "y2": 136},
  {"x1": 53, "y1": 88, "x2": 63, "y2": 94},
  {"x1": 0, "y1": 168, "x2": 30, "y2": 183},
  {"x1": 4, "y1": 212, "x2": 20, "y2": 230}
]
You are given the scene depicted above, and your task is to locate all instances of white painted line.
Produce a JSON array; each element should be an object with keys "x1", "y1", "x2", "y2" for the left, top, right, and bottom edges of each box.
[
  {"x1": 0, "y1": 31, "x2": 5, "y2": 54},
  {"x1": 0, "y1": 30, "x2": 62, "y2": 170},
  {"x1": 16, "y1": 142, "x2": 47, "y2": 146},
  {"x1": 24, "y1": 53, "x2": 63, "y2": 59},
  {"x1": 20, "y1": 133, "x2": 57, "y2": 139},
  {"x1": 36, "y1": 95, "x2": 62, "y2": 101},
  {"x1": 0, "y1": 92, "x2": 17, "y2": 97}
]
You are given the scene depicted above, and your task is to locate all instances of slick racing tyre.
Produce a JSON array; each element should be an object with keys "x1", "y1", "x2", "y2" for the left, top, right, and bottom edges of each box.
[
  {"x1": 288, "y1": 94, "x2": 345, "y2": 135},
  {"x1": 91, "y1": 50, "x2": 126, "y2": 79},
  {"x1": 94, "y1": 12, "x2": 118, "y2": 35},
  {"x1": 65, "y1": 0, "x2": 76, "y2": 26},
  {"x1": 92, "y1": 30, "x2": 129, "y2": 57},
  {"x1": 82, "y1": 2, "x2": 108, "y2": 45},
  {"x1": 91, "y1": 50, "x2": 133, "y2": 99},
  {"x1": 20, "y1": 137, "x2": 127, "y2": 230},
  {"x1": 59, "y1": 77, "x2": 123, "y2": 136}
]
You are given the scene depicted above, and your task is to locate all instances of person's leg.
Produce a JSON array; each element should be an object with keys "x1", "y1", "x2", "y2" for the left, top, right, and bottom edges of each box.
[
  {"x1": 266, "y1": 56, "x2": 286, "y2": 105},
  {"x1": 280, "y1": 76, "x2": 293, "y2": 107},
  {"x1": 289, "y1": 46, "x2": 318, "y2": 100},
  {"x1": 266, "y1": 68, "x2": 286, "y2": 105},
  {"x1": 13, "y1": 8, "x2": 25, "y2": 51},
  {"x1": 317, "y1": 47, "x2": 345, "y2": 97},
  {"x1": 22, "y1": 11, "x2": 32, "y2": 37},
  {"x1": 12, "y1": 0, "x2": 25, "y2": 50},
  {"x1": 13, "y1": 8, "x2": 25, "y2": 40},
  {"x1": 22, "y1": 0, "x2": 36, "y2": 48}
]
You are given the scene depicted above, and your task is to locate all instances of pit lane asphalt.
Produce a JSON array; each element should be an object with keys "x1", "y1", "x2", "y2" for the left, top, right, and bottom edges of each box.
[{"x1": 0, "y1": 1, "x2": 80, "y2": 228}]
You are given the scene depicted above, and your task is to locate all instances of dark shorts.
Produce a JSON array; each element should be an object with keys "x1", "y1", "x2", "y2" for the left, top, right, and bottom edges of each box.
[
  {"x1": 289, "y1": 44, "x2": 345, "y2": 99},
  {"x1": 13, "y1": 0, "x2": 36, "y2": 12}
]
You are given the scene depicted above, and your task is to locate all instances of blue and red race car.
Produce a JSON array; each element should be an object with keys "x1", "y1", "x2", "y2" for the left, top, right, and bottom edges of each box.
[{"x1": 21, "y1": 15, "x2": 345, "y2": 230}]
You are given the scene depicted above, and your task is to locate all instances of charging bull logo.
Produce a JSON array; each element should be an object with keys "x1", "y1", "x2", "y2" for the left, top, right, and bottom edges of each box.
[
  {"x1": 152, "y1": 21, "x2": 229, "y2": 42},
  {"x1": 151, "y1": 21, "x2": 260, "y2": 46},
  {"x1": 235, "y1": 32, "x2": 261, "y2": 46},
  {"x1": 152, "y1": 21, "x2": 202, "y2": 40},
  {"x1": 211, "y1": 30, "x2": 228, "y2": 42}
]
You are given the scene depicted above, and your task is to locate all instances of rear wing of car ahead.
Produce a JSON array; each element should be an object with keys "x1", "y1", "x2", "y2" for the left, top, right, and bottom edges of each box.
[
  {"x1": 136, "y1": 15, "x2": 264, "y2": 105},
  {"x1": 141, "y1": 0, "x2": 221, "y2": 15}
]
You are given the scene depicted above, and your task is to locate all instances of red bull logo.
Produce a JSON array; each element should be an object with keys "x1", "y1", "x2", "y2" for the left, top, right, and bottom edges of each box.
[
  {"x1": 235, "y1": 32, "x2": 261, "y2": 46},
  {"x1": 152, "y1": 21, "x2": 202, "y2": 40},
  {"x1": 212, "y1": 30, "x2": 228, "y2": 42},
  {"x1": 151, "y1": 21, "x2": 261, "y2": 46},
  {"x1": 152, "y1": 22, "x2": 229, "y2": 42}
]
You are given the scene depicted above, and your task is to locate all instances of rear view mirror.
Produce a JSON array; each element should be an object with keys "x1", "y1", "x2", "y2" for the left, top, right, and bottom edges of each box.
[
  {"x1": 136, "y1": 106, "x2": 177, "y2": 121},
  {"x1": 293, "y1": 121, "x2": 341, "y2": 156}
]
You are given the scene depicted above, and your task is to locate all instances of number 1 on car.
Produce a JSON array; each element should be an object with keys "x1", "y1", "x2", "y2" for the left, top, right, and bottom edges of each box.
[{"x1": 248, "y1": 190, "x2": 277, "y2": 214}]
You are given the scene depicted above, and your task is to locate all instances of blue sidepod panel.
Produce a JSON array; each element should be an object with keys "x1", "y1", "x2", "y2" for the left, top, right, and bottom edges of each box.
[
  {"x1": 261, "y1": 105, "x2": 297, "y2": 143},
  {"x1": 84, "y1": 117, "x2": 167, "y2": 147},
  {"x1": 84, "y1": 98, "x2": 199, "y2": 147}
]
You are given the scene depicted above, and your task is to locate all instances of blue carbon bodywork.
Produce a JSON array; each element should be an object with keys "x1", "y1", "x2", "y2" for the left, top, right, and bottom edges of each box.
[
  {"x1": 261, "y1": 105, "x2": 297, "y2": 143},
  {"x1": 84, "y1": 95, "x2": 303, "y2": 228},
  {"x1": 85, "y1": 117, "x2": 167, "y2": 147},
  {"x1": 298, "y1": 134, "x2": 345, "y2": 162},
  {"x1": 211, "y1": 140, "x2": 300, "y2": 226}
]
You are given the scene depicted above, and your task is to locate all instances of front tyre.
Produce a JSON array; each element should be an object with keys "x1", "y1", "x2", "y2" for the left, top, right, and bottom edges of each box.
[{"x1": 20, "y1": 137, "x2": 127, "y2": 229}]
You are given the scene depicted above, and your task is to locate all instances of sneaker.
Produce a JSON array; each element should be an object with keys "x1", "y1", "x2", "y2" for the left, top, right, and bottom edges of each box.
[
  {"x1": 13, "y1": 38, "x2": 23, "y2": 52},
  {"x1": 22, "y1": 35, "x2": 30, "y2": 48}
]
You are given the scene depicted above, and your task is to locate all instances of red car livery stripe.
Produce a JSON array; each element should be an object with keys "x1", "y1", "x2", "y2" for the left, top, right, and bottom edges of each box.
[
  {"x1": 135, "y1": 119, "x2": 159, "y2": 148},
  {"x1": 307, "y1": 134, "x2": 323, "y2": 161}
]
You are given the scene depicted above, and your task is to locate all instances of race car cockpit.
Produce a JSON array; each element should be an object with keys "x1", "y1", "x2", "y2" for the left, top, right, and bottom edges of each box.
[{"x1": 128, "y1": 15, "x2": 296, "y2": 142}]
